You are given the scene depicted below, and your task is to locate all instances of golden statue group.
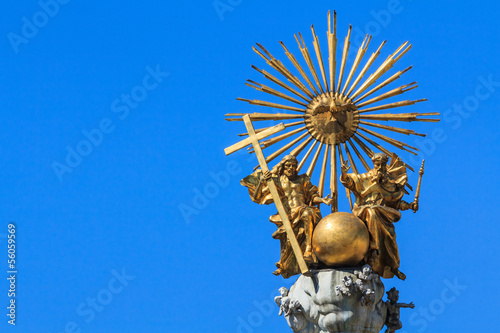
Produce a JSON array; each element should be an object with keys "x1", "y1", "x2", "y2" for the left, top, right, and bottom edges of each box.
[
  {"x1": 241, "y1": 152, "x2": 419, "y2": 280},
  {"x1": 224, "y1": 10, "x2": 438, "y2": 333}
]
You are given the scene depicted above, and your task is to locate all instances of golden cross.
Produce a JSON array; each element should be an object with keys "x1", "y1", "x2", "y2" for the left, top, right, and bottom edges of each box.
[{"x1": 225, "y1": 115, "x2": 310, "y2": 276}]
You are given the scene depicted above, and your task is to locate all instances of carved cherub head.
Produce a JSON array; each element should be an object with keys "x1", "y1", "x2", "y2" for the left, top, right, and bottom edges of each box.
[
  {"x1": 279, "y1": 287, "x2": 289, "y2": 297},
  {"x1": 343, "y1": 276, "x2": 354, "y2": 287},
  {"x1": 361, "y1": 289, "x2": 375, "y2": 306},
  {"x1": 362, "y1": 264, "x2": 373, "y2": 276}
]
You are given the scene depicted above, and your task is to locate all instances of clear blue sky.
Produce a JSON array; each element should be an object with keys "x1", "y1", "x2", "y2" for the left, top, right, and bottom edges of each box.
[{"x1": 0, "y1": 0, "x2": 499, "y2": 332}]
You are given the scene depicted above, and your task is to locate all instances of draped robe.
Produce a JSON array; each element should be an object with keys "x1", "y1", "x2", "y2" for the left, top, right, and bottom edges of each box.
[
  {"x1": 241, "y1": 171, "x2": 322, "y2": 278},
  {"x1": 340, "y1": 157, "x2": 408, "y2": 279}
]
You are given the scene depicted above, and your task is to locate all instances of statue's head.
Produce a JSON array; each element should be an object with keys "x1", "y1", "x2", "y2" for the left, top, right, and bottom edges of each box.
[
  {"x1": 343, "y1": 276, "x2": 354, "y2": 287},
  {"x1": 277, "y1": 155, "x2": 298, "y2": 179},
  {"x1": 371, "y1": 153, "x2": 389, "y2": 172},
  {"x1": 386, "y1": 287, "x2": 399, "y2": 302},
  {"x1": 279, "y1": 287, "x2": 289, "y2": 297},
  {"x1": 363, "y1": 289, "x2": 375, "y2": 299},
  {"x1": 371, "y1": 153, "x2": 389, "y2": 183},
  {"x1": 362, "y1": 264, "x2": 373, "y2": 275}
]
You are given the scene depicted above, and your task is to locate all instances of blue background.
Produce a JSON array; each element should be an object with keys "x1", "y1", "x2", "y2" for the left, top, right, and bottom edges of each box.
[{"x1": 0, "y1": 0, "x2": 499, "y2": 332}]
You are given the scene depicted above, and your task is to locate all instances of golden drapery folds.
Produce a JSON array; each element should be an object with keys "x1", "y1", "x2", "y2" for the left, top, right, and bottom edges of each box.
[
  {"x1": 341, "y1": 155, "x2": 408, "y2": 279},
  {"x1": 241, "y1": 171, "x2": 322, "y2": 278}
]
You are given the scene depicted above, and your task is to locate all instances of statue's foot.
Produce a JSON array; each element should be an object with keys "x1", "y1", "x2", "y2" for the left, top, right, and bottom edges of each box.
[
  {"x1": 273, "y1": 268, "x2": 282, "y2": 276},
  {"x1": 393, "y1": 269, "x2": 406, "y2": 281},
  {"x1": 304, "y1": 248, "x2": 314, "y2": 264},
  {"x1": 365, "y1": 249, "x2": 379, "y2": 266}
]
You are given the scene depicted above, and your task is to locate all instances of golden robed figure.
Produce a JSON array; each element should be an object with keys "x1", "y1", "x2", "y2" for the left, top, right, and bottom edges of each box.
[
  {"x1": 340, "y1": 153, "x2": 418, "y2": 280},
  {"x1": 241, "y1": 155, "x2": 332, "y2": 278}
]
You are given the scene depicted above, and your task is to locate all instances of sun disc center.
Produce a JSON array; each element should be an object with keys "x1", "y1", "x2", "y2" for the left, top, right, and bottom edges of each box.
[{"x1": 305, "y1": 93, "x2": 358, "y2": 145}]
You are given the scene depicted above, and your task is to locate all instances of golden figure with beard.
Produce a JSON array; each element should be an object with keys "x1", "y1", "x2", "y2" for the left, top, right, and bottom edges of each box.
[
  {"x1": 340, "y1": 153, "x2": 418, "y2": 280},
  {"x1": 241, "y1": 155, "x2": 332, "y2": 278}
]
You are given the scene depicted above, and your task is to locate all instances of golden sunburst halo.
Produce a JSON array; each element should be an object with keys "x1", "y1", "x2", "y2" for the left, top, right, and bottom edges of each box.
[{"x1": 225, "y1": 11, "x2": 440, "y2": 211}]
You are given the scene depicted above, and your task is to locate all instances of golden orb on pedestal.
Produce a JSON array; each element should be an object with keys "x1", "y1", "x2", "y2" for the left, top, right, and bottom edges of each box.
[{"x1": 312, "y1": 212, "x2": 370, "y2": 267}]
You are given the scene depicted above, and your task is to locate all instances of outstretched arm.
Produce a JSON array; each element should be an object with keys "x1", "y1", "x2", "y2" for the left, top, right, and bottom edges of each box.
[
  {"x1": 253, "y1": 170, "x2": 272, "y2": 201},
  {"x1": 313, "y1": 194, "x2": 333, "y2": 206},
  {"x1": 339, "y1": 160, "x2": 355, "y2": 190},
  {"x1": 397, "y1": 302, "x2": 415, "y2": 309},
  {"x1": 399, "y1": 200, "x2": 418, "y2": 212},
  {"x1": 242, "y1": 170, "x2": 275, "y2": 205}
]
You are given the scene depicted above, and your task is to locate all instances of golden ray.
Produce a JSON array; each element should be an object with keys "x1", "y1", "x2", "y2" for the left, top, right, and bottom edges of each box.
[
  {"x1": 356, "y1": 82, "x2": 418, "y2": 108},
  {"x1": 251, "y1": 126, "x2": 307, "y2": 151},
  {"x1": 352, "y1": 134, "x2": 375, "y2": 157},
  {"x1": 354, "y1": 66, "x2": 412, "y2": 103},
  {"x1": 291, "y1": 136, "x2": 314, "y2": 156},
  {"x1": 358, "y1": 112, "x2": 440, "y2": 122},
  {"x1": 254, "y1": 43, "x2": 315, "y2": 99},
  {"x1": 252, "y1": 129, "x2": 308, "y2": 154},
  {"x1": 307, "y1": 142, "x2": 324, "y2": 177},
  {"x1": 251, "y1": 65, "x2": 310, "y2": 102},
  {"x1": 328, "y1": 10, "x2": 337, "y2": 93},
  {"x1": 295, "y1": 33, "x2": 324, "y2": 93},
  {"x1": 225, "y1": 123, "x2": 286, "y2": 156},
  {"x1": 355, "y1": 132, "x2": 415, "y2": 175},
  {"x1": 245, "y1": 80, "x2": 309, "y2": 107},
  {"x1": 354, "y1": 134, "x2": 398, "y2": 173},
  {"x1": 343, "y1": 142, "x2": 359, "y2": 174},
  {"x1": 357, "y1": 131, "x2": 401, "y2": 155},
  {"x1": 358, "y1": 99, "x2": 427, "y2": 114},
  {"x1": 311, "y1": 24, "x2": 329, "y2": 92},
  {"x1": 297, "y1": 139, "x2": 318, "y2": 172},
  {"x1": 337, "y1": 144, "x2": 353, "y2": 210},
  {"x1": 238, "y1": 120, "x2": 304, "y2": 136},
  {"x1": 346, "y1": 41, "x2": 386, "y2": 97},
  {"x1": 359, "y1": 121, "x2": 426, "y2": 137},
  {"x1": 394, "y1": 43, "x2": 412, "y2": 61},
  {"x1": 351, "y1": 137, "x2": 415, "y2": 184},
  {"x1": 279, "y1": 41, "x2": 320, "y2": 95},
  {"x1": 349, "y1": 137, "x2": 415, "y2": 172},
  {"x1": 351, "y1": 42, "x2": 412, "y2": 100},
  {"x1": 252, "y1": 45, "x2": 269, "y2": 61},
  {"x1": 236, "y1": 98, "x2": 306, "y2": 112},
  {"x1": 347, "y1": 138, "x2": 370, "y2": 171},
  {"x1": 232, "y1": 12, "x2": 441, "y2": 208},
  {"x1": 318, "y1": 144, "x2": 330, "y2": 196},
  {"x1": 254, "y1": 132, "x2": 310, "y2": 170},
  {"x1": 358, "y1": 127, "x2": 419, "y2": 155},
  {"x1": 225, "y1": 112, "x2": 304, "y2": 121},
  {"x1": 330, "y1": 144, "x2": 338, "y2": 212},
  {"x1": 256, "y1": 43, "x2": 314, "y2": 98},
  {"x1": 341, "y1": 34, "x2": 371, "y2": 96},
  {"x1": 336, "y1": 25, "x2": 352, "y2": 94}
]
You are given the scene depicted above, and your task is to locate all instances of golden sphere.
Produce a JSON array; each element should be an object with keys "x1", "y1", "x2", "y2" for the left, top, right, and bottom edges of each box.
[{"x1": 312, "y1": 212, "x2": 369, "y2": 267}]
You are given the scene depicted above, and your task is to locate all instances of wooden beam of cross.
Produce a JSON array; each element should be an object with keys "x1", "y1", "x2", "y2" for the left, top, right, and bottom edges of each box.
[{"x1": 225, "y1": 115, "x2": 311, "y2": 276}]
